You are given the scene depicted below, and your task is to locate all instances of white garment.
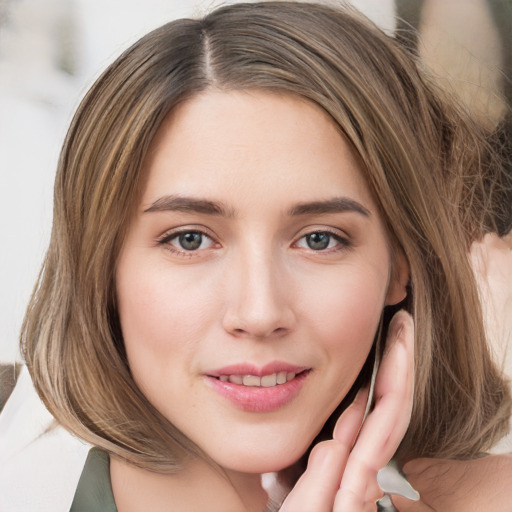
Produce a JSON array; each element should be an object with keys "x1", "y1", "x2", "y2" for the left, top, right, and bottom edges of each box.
[{"x1": 0, "y1": 366, "x2": 90, "y2": 512}]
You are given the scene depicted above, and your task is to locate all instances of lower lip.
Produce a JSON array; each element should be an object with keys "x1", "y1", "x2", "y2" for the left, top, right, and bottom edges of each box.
[{"x1": 206, "y1": 371, "x2": 310, "y2": 412}]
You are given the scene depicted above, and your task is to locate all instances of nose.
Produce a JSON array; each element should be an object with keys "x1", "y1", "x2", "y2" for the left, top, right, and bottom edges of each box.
[{"x1": 221, "y1": 246, "x2": 296, "y2": 339}]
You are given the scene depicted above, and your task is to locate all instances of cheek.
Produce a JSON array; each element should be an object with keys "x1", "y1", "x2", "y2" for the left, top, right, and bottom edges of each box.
[
  {"x1": 297, "y1": 262, "x2": 388, "y2": 343},
  {"x1": 116, "y1": 260, "x2": 219, "y2": 372},
  {"x1": 296, "y1": 262, "x2": 388, "y2": 396}
]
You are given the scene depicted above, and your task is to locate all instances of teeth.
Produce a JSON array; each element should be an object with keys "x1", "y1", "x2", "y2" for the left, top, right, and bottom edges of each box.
[
  {"x1": 276, "y1": 371, "x2": 287, "y2": 384},
  {"x1": 243, "y1": 375, "x2": 261, "y2": 386},
  {"x1": 261, "y1": 373, "x2": 277, "y2": 387},
  {"x1": 218, "y1": 371, "x2": 299, "y2": 387},
  {"x1": 229, "y1": 375, "x2": 243, "y2": 384}
]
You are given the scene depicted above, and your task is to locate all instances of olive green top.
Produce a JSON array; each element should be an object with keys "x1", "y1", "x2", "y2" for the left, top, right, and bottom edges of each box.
[{"x1": 69, "y1": 448, "x2": 117, "y2": 512}]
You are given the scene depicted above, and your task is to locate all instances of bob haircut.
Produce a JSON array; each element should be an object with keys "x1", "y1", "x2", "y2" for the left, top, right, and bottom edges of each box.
[{"x1": 22, "y1": 1, "x2": 511, "y2": 472}]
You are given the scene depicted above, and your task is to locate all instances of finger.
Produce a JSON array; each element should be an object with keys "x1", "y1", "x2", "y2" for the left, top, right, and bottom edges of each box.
[
  {"x1": 334, "y1": 482, "x2": 380, "y2": 511},
  {"x1": 280, "y1": 440, "x2": 349, "y2": 512},
  {"x1": 335, "y1": 311, "x2": 415, "y2": 506},
  {"x1": 334, "y1": 468, "x2": 382, "y2": 511},
  {"x1": 333, "y1": 384, "x2": 369, "y2": 447},
  {"x1": 334, "y1": 396, "x2": 385, "y2": 510},
  {"x1": 355, "y1": 310, "x2": 414, "y2": 460}
]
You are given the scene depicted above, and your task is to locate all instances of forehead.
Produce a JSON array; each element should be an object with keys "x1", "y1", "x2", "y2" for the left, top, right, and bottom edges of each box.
[{"x1": 141, "y1": 90, "x2": 376, "y2": 213}]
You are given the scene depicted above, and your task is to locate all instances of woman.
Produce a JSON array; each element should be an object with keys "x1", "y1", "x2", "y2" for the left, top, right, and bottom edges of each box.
[{"x1": 20, "y1": 2, "x2": 511, "y2": 511}]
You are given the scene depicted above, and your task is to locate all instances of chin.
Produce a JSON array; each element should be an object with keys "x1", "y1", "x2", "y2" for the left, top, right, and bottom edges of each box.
[{"x1": 212, "y1": 442, "x2": 309, "y2": 475}]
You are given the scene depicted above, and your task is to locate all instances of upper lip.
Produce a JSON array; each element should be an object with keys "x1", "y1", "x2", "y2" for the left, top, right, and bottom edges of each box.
[{"x1": 207, "y1": 361, "x2": 310, "y2": 377}]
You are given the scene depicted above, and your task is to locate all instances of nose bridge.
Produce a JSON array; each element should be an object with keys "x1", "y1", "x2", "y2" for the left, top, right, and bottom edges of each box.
[{"x1": 222, "y1": 238, "x2": 294, "y2": 338}]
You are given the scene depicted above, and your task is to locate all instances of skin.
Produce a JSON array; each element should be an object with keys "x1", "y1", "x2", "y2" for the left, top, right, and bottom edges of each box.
[
  {"x1": 112, "y1": 90, "x2": 413, "y2": 511},
  {"x1": 395, "y1": 454, "x2": 512, "y2": 511},
  {"x1": 471, "y1": 232, "x2": 512, "y2": 381},
  {"x1": 281, "y1": 310, "x2": 415, "y2": 512}
]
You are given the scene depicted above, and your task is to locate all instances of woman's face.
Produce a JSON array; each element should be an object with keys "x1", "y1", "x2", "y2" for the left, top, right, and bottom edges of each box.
[{"x1": 116, "y1": 91, "x2": 407, "y2": 474}]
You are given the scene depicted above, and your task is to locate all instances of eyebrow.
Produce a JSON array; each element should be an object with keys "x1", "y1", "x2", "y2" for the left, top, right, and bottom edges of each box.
[
  {"x1": 144, "y1": 195, "x2": 235, "y2": 217},
  {"x1": 287, "y1": 197, "x2": 370, "y2": 217},
  {"x1": 143, "y1": 195, "x2": 370, "y2": 218}
]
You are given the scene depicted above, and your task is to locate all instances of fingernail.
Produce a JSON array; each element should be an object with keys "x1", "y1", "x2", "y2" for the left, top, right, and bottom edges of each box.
[
  {"x1": 389, "y1": 311, "x2": 406, "y2": 341},
  {"x1": 377, "y1": 463, "x2": 420, "y2": 501},
  {"x1": 383, "y1": 318, "x2": 404, "y2": 357}
]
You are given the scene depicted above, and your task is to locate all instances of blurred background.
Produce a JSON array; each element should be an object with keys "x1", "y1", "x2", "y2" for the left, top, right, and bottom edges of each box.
[{"x1": 1, "y1": 0, "x2": 511, "y2": 408}]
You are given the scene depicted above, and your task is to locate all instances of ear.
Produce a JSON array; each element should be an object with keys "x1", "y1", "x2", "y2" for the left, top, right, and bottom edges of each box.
[{"x1": 385, "y1": 251, "x2": 410, "y2": 306}]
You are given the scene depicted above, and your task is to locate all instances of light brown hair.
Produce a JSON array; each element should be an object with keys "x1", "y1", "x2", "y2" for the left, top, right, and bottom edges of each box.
[{"x1": 22, "y1": 2, "x2": 511, "y2": 472}]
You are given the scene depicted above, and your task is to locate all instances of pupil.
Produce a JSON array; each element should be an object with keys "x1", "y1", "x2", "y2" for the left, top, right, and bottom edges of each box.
[
  {"x1": 179, "y1": 232, "x2": 202, "y2": 250},
  {"x1": 307, "y1": 232, "x2": 330, "y2": 250}
]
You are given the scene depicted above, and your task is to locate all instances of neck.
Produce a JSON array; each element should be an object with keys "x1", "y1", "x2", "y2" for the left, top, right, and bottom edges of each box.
[{"x1": 110, "y1": 455, "x2": 269, "y2": 512}]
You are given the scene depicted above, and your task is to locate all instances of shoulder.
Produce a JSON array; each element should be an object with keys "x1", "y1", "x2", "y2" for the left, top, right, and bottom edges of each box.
[{"x1": 70, "y1": 448, "x2": 117, "y2": 512}]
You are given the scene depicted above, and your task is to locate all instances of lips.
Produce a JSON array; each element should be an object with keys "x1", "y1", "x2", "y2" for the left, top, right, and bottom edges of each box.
[{"x1": 206, "y1": 362, "x2": 310, "y2": 412}]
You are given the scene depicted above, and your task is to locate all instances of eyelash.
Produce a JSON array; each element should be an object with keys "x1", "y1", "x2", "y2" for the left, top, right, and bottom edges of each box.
[
  {"x1": 294, "y1": 229, "x2": 352, "y2": 253},
  {"x1": 157, "y1": 228, "x2": 217, "y2": 257},
  {"x1": 156, "y1": 228, "x2": 352, "y2": 257}
]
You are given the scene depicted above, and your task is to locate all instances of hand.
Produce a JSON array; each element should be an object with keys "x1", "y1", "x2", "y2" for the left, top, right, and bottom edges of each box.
[
  {"x1": 280, "y1": 310, "x2": 415, "y2": 511},
  {"x1": 392, "y1": 454, "x2": 512, "y2": 512},
  {"x1": 470, "y1": 232, "x2": 512, "y2": 376}
]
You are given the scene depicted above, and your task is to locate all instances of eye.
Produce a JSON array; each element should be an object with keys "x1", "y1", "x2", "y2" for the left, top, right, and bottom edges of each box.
[
  {"x1": 176, "y1": 232, "x2": 206, "y2": 251},
  {"x1": 159, "y1": 230, "x2": 216, "y2": 253},
  {"x1": 296, "y1": 231, "x2": 349, "y2": 251}
]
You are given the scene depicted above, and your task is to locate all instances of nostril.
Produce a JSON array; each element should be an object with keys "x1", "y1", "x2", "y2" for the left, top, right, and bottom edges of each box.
[{"x1": 229, "y1": 326, "x2": 289, "y2": 339}]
